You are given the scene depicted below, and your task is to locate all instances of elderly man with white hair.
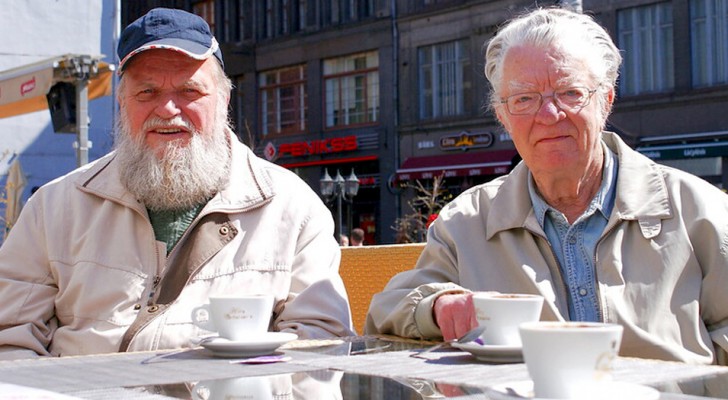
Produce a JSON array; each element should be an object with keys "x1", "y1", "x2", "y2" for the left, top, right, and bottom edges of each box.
[{"x1": 367, "y1": 7, "x2": 728, "y2": 365}]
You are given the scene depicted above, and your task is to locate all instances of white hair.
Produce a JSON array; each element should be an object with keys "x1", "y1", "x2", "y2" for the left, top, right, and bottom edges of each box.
[{"x1": 484, "y1": 8, "x2": 622, "y2": 124}]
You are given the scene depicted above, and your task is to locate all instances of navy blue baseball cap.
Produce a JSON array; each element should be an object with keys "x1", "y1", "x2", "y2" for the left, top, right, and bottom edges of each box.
[{"x1": 117, "y1": 8, "x2": 223, "y2": 73}]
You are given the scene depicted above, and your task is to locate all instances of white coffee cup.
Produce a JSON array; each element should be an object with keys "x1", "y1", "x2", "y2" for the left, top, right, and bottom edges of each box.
[
  {"x1": 471, "y1": 293, "x2": 543, "y2": 346},
  {"x1": 191, "y1": 295, "x2": 274, "y2": 341},
  {"x1": 519, "y1": 321, "x2": 623, "y2": 399},
  {"x1": 192, "y1": 376, "x2": 274, "y2": 400}
]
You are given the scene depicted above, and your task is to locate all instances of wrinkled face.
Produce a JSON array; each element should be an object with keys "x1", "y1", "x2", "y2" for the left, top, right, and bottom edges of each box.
[
  {"x1": 495, "y1": 44, "x2": 613, "y2": 178},
  {"x1": 114, "y1": 49, "x2": 232, "y2": 211},
  {"x1": 117, "y1": 49, "x2": 224, "y2": 157}
]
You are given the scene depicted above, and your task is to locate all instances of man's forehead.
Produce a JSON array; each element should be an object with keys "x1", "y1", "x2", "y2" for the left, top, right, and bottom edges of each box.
[
  {"x1": 503, "y1": 64, "x2": 590, "y2": 92},
  {"x1": 123, "y1": 49, "x2": 209, "y2": 74},
  {"x1": 123, "y1": 52, "x2": 216, "y2": 86}
]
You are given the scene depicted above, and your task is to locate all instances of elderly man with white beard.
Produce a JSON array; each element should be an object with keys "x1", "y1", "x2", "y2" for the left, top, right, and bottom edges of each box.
[{"x1": 0, "y1": 8, "x2": 354, "y2": 360}]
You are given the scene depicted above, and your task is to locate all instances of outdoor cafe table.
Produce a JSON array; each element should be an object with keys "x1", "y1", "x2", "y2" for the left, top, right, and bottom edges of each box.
[{"x1": 0, "y1": 335, "x2": 727, "y2": 399}]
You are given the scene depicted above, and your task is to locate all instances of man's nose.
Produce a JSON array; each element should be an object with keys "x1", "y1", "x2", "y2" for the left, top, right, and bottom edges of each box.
[
  {"x1": 534, "y1": 94, "x2": 565, "y2": 123},
  {"x1": 155, "y1": 96, "x2": 182, "y2": 118}
]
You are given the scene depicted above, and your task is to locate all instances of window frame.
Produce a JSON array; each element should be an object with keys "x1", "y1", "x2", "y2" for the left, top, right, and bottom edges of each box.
[
  {"x1": 617, "y1": 2, "x2": 675, "y2": 96},
  {"x1": 690, "y1": 0, "x2": 728, "y2": 87},
  {"x1": 259, "y1": 65, "x2": 308, "y2": 137},
  {"x1": 417, "y1": 38, "x2": 472, "y2": 120},
  {"x1": 323, "y1": 51, "x2": 380, "y2": 129}
]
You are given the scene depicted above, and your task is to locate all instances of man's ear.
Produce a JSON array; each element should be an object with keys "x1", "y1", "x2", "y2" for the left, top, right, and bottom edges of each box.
[
  {"x1": 602, "y1": 87, "x2": 615, "y2": 119},
  {"x1": 607, "y1": 87, "x2": 615, "y2": 107},
  {"x1": 495, "y1": 106, "x2": 511, "y2": 132}
]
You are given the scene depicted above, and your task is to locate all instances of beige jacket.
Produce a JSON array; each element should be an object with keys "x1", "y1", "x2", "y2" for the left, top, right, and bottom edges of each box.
[
  {"x1": 367, "y1": 132, "x2": 728, "y2": 365},
  {"x1": 0, "y1": 132, "x2": 353, "y2": 359}
]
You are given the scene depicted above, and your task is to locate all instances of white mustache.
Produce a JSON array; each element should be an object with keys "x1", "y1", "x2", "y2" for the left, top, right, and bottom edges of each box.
[{"x1": 142, "y1": 116, "x2": 196, "y2": 133}]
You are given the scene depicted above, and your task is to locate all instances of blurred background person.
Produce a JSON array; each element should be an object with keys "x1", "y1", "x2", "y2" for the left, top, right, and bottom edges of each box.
[{"x1": 350, "y1": 228, "x2": 365, "y2": 246}]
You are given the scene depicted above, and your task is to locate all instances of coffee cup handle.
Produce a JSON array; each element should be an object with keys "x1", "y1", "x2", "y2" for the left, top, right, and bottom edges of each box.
[
  {"x1": 191, "y1": 381, "x2": 210, "y2": 400},
  {"x1": 191, "y1": 304, "x2": 215, "y2": 332}
]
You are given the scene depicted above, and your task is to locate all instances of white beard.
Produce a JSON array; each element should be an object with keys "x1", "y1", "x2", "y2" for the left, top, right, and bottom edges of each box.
[{"x1": 114, "y1": 111, "x2": 232, "y2": 212}]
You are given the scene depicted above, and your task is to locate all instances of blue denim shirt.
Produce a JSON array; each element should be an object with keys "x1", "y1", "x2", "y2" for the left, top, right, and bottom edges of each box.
[{"x1": 528, "y1": 143, "x2": 618, "y2": 321}]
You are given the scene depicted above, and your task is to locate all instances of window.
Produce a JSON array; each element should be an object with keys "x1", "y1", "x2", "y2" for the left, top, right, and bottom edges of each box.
[
  {"x1": 418, "y1": 39, "x2": 472, "y2": 119},
  {"x1": 691, "y1": 0, "x2": 728, "y2": 87},
  {"x1": 259, "y1": 65, "x2": 308, "y2": 136},
  {"x1": 321, "y1": 0, "x2": 375, "y2": 26},
  {"x1": 222, "y1": 0, "x2": 237, "y2": 42},
  {"x1": 295, "y1": 0, "x2": 308, "y2": 31},
  {"x1": 617, "y1": 3, "x2": 674, "y2": 96},
  {"x1": 265, "y1": 0, "x2": 274, "y2": 38},
  {"x1": 324, "y1": 52, "x2": 379, "y2": 128},
  {"x1": 193, "y1": 0, "x2": 215, "y2": 33}
]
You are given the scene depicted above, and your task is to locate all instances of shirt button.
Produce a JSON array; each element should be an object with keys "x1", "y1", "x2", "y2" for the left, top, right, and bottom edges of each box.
[
  {"x1": 578, "y1": 288, "x2": 588, "y2": 296},
  {"x1": 133, "y1": 304, "x2": 141, "y2": 310}
]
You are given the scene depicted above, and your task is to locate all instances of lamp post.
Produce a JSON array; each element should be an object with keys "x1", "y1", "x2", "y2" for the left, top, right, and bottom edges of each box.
[{"x1": 320, "y1": 169, "x2": 360, "y2": 240}]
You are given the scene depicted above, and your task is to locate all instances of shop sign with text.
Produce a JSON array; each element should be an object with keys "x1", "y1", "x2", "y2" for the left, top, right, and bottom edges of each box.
[
  {"x1": 439, "y1": 131, "x2": 494, "y2": 151},
  {"x1": 264, "y1": 135, "x2": 358, "y2": 161}
]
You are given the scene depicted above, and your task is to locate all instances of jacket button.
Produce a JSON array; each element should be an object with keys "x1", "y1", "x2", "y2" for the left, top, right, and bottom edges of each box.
[
  {"x1": 219, "y1": 226, "x2": 229, "y2": 235},
  {"x1": 148, "y1": 305, "x2": 159, "y2": 313}
]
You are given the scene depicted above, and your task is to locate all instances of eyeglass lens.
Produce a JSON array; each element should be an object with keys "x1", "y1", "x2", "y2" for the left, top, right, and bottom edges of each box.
[{"x1": 505, "y1": 87, "x2": 594, "y2": 115}]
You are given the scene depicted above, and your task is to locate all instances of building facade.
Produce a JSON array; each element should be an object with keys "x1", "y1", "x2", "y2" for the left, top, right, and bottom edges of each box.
[
  {"x1": 123, "y1": 0, "x2": 728, "y2": 243},
  {"x1": 586, "y1": 0, "x2": 728, "y2": 188}
]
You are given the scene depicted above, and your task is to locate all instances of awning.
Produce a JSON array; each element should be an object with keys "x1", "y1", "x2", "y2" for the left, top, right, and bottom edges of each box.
[
  {"x1": 396, "y1": 149, "x2": 518, "y2": 181},
  {"x1": 636, "y1": 131, "x2": 728, "y2": 160},
  {"x1": 0, "y1": 55, "x2": 113, "y2": 118},
  {"x1": 637, "y1": 141, "x2": 728, "y2": 160}
]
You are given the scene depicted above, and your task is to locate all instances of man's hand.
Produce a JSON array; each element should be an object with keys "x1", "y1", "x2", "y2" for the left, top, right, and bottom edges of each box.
[{"x1": 433, "y1": 292, "x2": 479, "y2": 341}]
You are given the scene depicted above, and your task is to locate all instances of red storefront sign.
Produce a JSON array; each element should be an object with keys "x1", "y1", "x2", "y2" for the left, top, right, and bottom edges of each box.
[{"x1": 266, "y1": 135, "x2": 358, "y2": 161}]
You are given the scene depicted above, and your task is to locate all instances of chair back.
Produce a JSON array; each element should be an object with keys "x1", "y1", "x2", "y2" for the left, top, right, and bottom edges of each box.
[{"x1": 339, "y1": 243, "x2": 425, "y2": 334}]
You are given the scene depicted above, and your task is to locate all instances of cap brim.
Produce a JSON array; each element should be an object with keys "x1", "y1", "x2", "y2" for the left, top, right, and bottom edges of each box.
[{"x1": 118, "y1": 38, "x2": 216, "y2": 71}]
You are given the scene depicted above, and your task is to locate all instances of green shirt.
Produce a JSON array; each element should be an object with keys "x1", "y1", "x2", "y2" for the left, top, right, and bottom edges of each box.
[{"x1": 148, "y1": 203, "x2": 206, "y2": 255}]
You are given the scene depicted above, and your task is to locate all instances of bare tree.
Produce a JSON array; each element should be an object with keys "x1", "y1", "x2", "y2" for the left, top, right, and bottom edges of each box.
[{"x1": 392, "y1": 174, "x2": 452, "y2": 243}]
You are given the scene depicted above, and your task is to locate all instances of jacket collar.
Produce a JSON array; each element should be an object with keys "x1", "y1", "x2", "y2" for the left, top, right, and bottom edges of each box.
[
  {"x1": 74, "y1": 128, "x2": 275, "y2": 213},
  {"x1": 486, "y1": 131, "x2": 672, "y2": 239}
]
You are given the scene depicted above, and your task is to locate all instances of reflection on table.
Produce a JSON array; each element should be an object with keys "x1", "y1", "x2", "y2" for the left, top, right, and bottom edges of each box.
[{"x1": 0, "y1": 335, "x2": 726, "y2": 399}]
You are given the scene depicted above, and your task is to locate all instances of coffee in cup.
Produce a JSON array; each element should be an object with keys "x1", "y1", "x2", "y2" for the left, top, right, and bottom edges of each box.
[
  {"x1": 519, "y1": 321, "x2": 623, "y2": 399},
  {"x1": 471, "y1": 292, "x2": 543, "y2": 346},
  {"x1": 191, "y1": 294, "x2": 274, "y2": 341}
]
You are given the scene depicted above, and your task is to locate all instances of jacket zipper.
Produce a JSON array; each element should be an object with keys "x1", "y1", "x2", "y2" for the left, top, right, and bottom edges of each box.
[{"x1": 147, "y1": 275, "x2": 161, "y2": 306}]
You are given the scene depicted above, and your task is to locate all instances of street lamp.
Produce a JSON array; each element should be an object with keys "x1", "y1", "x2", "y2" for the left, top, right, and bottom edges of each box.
[{"x1": 320, "y1": 169, "x2": 359, "y2": 240}]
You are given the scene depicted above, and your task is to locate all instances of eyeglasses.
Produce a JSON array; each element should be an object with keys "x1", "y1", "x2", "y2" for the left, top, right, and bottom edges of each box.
[{"x1": 500, "y1": 86, "x2": 598, "y2": 115}]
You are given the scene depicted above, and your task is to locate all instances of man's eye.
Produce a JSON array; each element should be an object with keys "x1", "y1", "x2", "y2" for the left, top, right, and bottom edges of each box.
[
  {"x1": 135, "y1": 89, "x2": 155, "y2": 100},
  {"x1": 181, "y1": 88, "x2": 203, "y2": 99},
  {"x1": 512, "y1": 94, "x2": 538, "y2": 104},
  {"x1": 560, "y1": 88, "x2": 585, "y2": 100}
]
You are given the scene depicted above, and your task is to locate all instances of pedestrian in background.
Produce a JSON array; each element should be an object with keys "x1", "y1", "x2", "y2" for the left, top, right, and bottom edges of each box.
[{"x1": 350, "y1": 228, "x2": 365, "y2": 246}]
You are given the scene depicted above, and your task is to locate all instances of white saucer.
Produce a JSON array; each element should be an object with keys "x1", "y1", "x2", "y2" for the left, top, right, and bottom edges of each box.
[
  {"x1": 485, "y1": 380, "x2": 660, "y2": 400},
  {"x1": 451, "y1": 342, "x2": 523, "y2": 363},
  {"x1": 192, "y1": 332, "x2": 298, "y2": 358}
]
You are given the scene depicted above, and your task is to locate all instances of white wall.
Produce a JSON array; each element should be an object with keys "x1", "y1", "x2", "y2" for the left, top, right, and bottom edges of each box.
[{"x1": 0, "y1": 0, "x2": 118, "y2": 205}]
